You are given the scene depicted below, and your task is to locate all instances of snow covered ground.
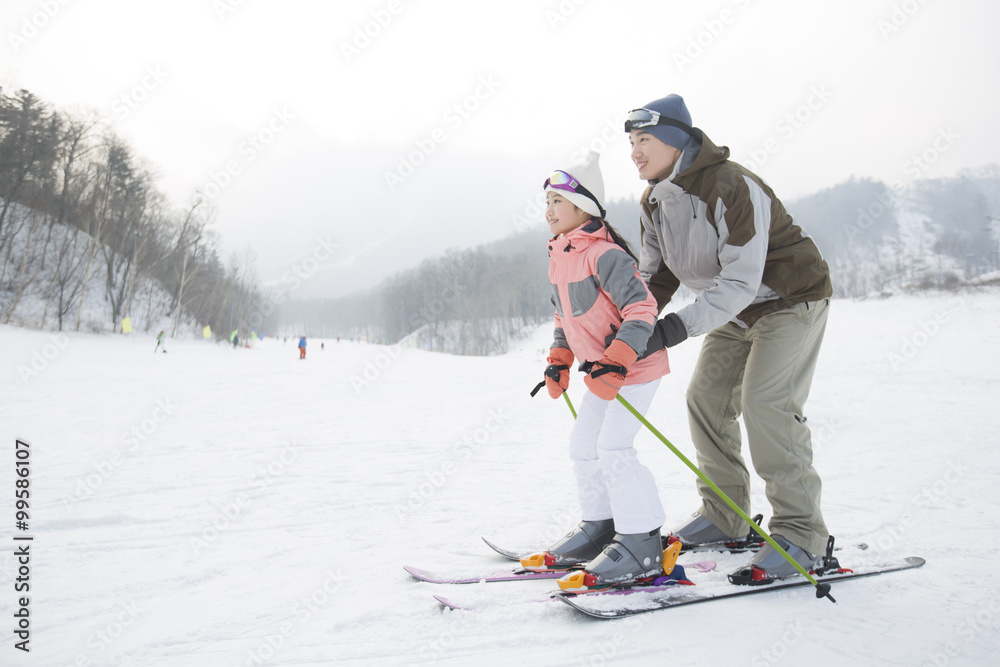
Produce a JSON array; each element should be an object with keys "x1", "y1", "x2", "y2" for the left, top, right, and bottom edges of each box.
[{"x1": 2, "y1": 288, "x2": 1000, "y2": 666}]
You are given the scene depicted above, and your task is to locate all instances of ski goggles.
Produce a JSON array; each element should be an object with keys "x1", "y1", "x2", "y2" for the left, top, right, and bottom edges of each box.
[
  {"x1": 544, "y1": 170, "x2": 606, "y2": 218},
  {"x1": 544, "y1": 170, "x2": 582, "y2": 193},
  {"x1": 624, "y1": 108, "x2": 694, "y2": 135}
]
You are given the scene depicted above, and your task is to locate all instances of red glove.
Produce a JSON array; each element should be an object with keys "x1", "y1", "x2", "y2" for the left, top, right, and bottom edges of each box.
[
  {"x1": 545, "y1": 347, "x2": 575, "y2": 399},
  {"x1": 584, "y1": 339, "x2": 638, "y2": 400}
]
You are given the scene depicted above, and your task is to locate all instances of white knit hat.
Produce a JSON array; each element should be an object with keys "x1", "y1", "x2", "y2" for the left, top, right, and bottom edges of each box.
[{"x1": 544, "y1": 151, "x2": 606, "y2": 219}]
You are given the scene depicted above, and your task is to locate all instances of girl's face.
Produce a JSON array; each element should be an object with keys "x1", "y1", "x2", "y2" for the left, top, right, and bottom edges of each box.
[
  {"x1": 545, "y1": 191, "x2": 591, "y2": 236},
  {"x1": 629, "y1": 129, "x2": 682, "y2": 182}
]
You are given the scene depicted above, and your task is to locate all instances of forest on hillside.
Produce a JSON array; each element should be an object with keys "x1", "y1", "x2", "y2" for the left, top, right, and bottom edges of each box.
[{"x1": 0, "y1": 87, "x2": 265, "y2": 338}]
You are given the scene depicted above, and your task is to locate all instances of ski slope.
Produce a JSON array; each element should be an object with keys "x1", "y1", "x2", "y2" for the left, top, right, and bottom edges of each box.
[{"x1": 2, "y1": 288, "x2": 999, "y2": 666}]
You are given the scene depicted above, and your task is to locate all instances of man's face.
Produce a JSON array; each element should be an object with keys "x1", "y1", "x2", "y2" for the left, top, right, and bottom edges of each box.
[{"x1": 629, "y1": 130, "x2": 681, "y2": 182}]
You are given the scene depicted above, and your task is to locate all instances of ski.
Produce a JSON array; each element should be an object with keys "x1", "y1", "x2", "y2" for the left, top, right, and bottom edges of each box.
[
  {"x1": 405, "y1": 559, "x2": 717, "y2": 586},
  {"x1": 481, "y1": 537, "x2": 525, "y2": 561},
  {"x1": 429, "y1": 560, "x2": 717, "y2": 610},
  {"x1": 553, "y1": 556, "x2": 926, "y2": 619},
  {"x1": 404, "y1": 565, "x2": 573, "y2": 584}
]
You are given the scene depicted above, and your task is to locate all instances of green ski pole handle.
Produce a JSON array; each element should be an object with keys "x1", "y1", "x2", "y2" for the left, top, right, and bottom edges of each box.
[{"x1": 614, "y1": 392, "x2": 835, "y2": 603}]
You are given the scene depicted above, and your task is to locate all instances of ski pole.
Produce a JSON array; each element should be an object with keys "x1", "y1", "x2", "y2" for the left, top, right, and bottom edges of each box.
[
  {"x1": 562, "y1": 392, "x2": 577, "y2": 420},
  {"x1": 614, "y1": 392, "x2": 835, "y2": 603}
]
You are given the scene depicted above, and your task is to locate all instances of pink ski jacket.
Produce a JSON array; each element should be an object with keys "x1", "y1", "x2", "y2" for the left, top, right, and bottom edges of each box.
[{"x1": 548, "y1": 220, "x2": 669, "y2": 385}]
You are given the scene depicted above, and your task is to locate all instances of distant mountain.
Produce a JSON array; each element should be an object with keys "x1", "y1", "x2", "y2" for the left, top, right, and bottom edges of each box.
[{"x1": 279, "y1": 167, "x2": 1000, "y2": 353}]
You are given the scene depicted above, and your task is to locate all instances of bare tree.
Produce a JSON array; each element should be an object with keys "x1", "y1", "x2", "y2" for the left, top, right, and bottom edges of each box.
[{"x1": 169, "y1": 197, "x2": 213, "y2": 337}]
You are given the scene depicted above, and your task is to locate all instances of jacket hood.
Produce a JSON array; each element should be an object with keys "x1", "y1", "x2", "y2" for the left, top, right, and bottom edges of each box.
[
  {"x1": 548, "y1": 218, "x2": 608, "y2": 255},
  {"x1": 685, "y1": 129, "x2": 728, "y2": 168},
  {"x1": 646, "y1": 129, "x2": 730, "y2": 202}
]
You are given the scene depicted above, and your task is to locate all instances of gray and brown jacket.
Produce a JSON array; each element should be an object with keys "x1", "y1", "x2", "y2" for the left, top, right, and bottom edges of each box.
[{"x1": 639, "y1": 129, "x2": 832, "y2": 336}]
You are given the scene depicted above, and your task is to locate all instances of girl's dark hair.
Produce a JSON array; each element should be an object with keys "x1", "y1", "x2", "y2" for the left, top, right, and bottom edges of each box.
[{"x1": 599, "y1": 219, "x2": 639, "y2": 264}]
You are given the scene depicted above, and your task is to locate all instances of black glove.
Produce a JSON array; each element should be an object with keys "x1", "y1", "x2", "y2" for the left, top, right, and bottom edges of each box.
[{"x1": 644, "y1": 312, "x2": 688, "y2": 354}]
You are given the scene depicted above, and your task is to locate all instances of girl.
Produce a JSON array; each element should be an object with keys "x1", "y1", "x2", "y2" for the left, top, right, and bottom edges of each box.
[{"x1": 534, "y1": 152, "x2": 671, "y2": 585}]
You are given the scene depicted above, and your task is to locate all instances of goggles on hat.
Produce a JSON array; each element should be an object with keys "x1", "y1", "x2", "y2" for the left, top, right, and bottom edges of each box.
[
  {"x1": 544, "y1": 170, "x2": 606, "y2": 219},
  {"x1": 624, "y1": 108, "x2": 694, "y2": 135}
]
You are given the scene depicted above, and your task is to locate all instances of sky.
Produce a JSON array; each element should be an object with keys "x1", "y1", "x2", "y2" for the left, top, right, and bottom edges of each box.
[{"x1": 2, "y1": 0, "x2": 998, "y2": 299}]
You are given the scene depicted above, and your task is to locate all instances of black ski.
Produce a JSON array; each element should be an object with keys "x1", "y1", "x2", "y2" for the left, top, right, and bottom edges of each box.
[{"x1": 553, "y1": 556, "x2": 925, "y2": 619}]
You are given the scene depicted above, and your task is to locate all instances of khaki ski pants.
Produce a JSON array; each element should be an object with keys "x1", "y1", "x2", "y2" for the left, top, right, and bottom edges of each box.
[{"x1": 686, "y1": 299, "x2": 830, "y2": 555}]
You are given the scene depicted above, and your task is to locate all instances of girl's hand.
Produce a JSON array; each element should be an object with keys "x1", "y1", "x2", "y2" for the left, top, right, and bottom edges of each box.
[
  {"x1": 584, "y1": 340, "x2": 638, "y2": 400},
  {"x1": 545, "y1": 347, "x2": 575, "y2": 398}
]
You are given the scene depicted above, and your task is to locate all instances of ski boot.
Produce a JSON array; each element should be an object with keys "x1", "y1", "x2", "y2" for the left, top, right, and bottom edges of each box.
[
  {"x1": 665, "y1": 512, "x2": 766, "y2": 552},
  {"x1": 558, "y1": 529, "x2": 682, "y2": 591},
  {"x1": 728, "y1": 534, "x2": 827, "y2": 585},
  {"x1": 519, "y1": 518, "x2": 615, "y2": 571}
]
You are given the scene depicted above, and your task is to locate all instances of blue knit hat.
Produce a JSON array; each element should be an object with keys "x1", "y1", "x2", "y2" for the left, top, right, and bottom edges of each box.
[{"x1": 637, "y1": 94, "x2": 692, "y2": 150}]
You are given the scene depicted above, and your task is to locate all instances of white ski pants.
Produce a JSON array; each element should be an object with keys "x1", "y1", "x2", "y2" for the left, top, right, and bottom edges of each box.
[{"x1": 568, "y1": 379, "x2": 666, "y2": 535}]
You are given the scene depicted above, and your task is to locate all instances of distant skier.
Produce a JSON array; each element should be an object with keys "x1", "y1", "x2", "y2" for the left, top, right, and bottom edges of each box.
[
  {"x1": 233, "y1": 335, "x2": 239, "y2": 350},
  {"x1": 298, "y1": 336, "x2": 306, "y2": 360},
  {"x1": 532, "y1": 152, "x2": 670, "y2": 587},
  {"x1": 154, "y1": 331, "x2": 167, "y2": 354}
]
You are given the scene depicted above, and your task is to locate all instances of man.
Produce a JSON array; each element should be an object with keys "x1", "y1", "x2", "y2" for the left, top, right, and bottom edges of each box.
[{"x1": 626, "y1": 94, "x2": 833, "y2": 579}]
